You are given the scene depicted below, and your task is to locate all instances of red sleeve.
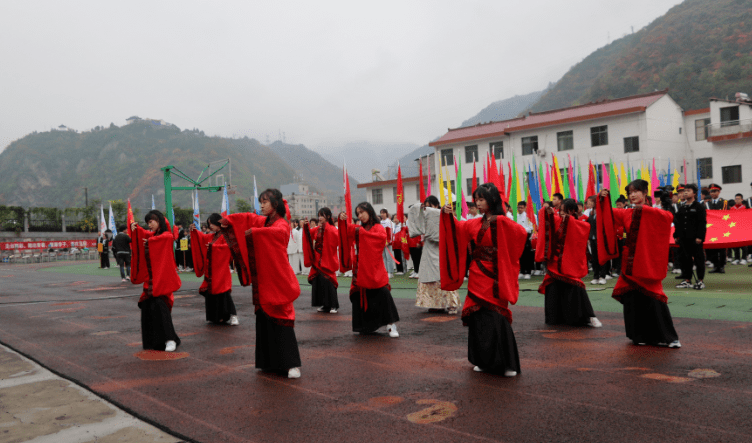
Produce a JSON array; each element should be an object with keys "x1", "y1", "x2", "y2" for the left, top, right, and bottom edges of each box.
[
  {"x1": 534, "y1": 208, "x2": 550, "y2": 263},
  {"x1": 302, "y1": 225, "x2": 317, "y2": 268},
  {"x1": 596, "y1": 193, "x2": 620, "y2": 265},
  {"x1": 247, "y1": 219, "x2": 300, "y2": 308},
  {"x1": 147, "y1": 231, "x2": 182, "y2": 297},
  {"x1": 219, "y1": 213, "x2": 261, "y2": 286},
  {"x1": 190, "y1": 230, "x2": 211, "y2": 278},
  {"x1": 440, "y1": 211, "x2": 469, "y2": 291},
  {"x1": 496, "y1": 216, "x2": 528, "y2": 305},
  {"x1": 130, "y1": 225, "x2": 153, "y2": 284}
]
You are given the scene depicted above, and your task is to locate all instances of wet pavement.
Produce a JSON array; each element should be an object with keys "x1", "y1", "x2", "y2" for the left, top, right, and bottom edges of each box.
[{"x1": 1, "y1": 262, "x2": 751, "y2": 442}]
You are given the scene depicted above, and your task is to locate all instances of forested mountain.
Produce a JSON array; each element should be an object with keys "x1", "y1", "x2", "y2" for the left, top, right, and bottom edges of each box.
[
  {"x1": 528, "y1": 0, "x2": 752, "y2": 113},
  {"x1": 0, "y1": 121, "x2": 341, "y2": 209}
]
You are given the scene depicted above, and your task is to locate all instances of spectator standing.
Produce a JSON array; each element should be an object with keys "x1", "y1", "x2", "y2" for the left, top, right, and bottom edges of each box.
[
  {"x1": 674, "y1": 184, "x2": 707, "y2": 290},
  {"x1": 112, "y1": 226, "x2": 132, "y2": 282}
]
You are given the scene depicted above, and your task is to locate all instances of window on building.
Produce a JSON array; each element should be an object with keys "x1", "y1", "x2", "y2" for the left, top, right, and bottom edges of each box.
[
  {"x1": 490, "y1": 141, "x2": 503, "y2": 159},
  {"x1": 441, "y1": 148, "x2": 454, "y2": 166},
  {"x1": 698, "y1": 157, "x2": 712, "y2": 180},
  {"x1": 393, "y1": 187, "x2": 397, "y2": 203},
  {"x1": 521, "y1": 136, "x2": 538, "y2": 156},
  {"x1": 623, "y1": 136, "x2": 639, "y2": 153},
  {"x1": 372, "y1": 188, "x2": 383, "y2": 204},
  {"x1": 720, "y1": 106, "x2": 740, "y2": 127},
  {"x1": 557, "y1": 130, "x2": 574, "y2": 151},
  {"x1": 465, "y1": 145, "x2": 478, "y2": 163},
  {"x1": 722, "y1": 165, "x2": 742, "y2": 184},
  {"x1": 466, "y1": 177, "x2": 479, "y2": 194},
  {"x1": 695, "y1": 118, "x2": 710, "y2": 141},
  {"x1": 590, "y1": 125, "x2": 608, "y2": 147}
]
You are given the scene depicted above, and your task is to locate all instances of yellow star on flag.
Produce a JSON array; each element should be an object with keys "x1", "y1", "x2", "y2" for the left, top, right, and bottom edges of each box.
[
  {"x1": 729, "y1": 222, "x2": 736, "y2": 227},
  {"x1": 707, "y1": 223, "x2": 713, "y2": 228},
  {"x1": 722, "y1": 214, "x2": 731, "y2": 221},
  {"x1": 710, "y1": 237, "x2": 718, "y2": 242},
  {"x1": 724, "y1": 232, "x2": 731, "y2": 237}
]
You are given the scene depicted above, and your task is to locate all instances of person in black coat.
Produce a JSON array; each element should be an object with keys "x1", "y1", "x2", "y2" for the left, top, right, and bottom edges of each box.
[
  {"x1": 674, "y1": 184, "x2": 707, "y2": 290},
  {"x1": 706, "y1": 183, "x2": 728, "y2": 273},
  {"x1": 111, "y1": 226, "x2": 132, "y2": 282}
]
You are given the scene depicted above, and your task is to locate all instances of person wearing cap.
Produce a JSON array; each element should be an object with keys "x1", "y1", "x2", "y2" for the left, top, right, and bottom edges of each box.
[
  {"x1": 674, "y1": 184, "x2": 707, "y2": 290},
  {"x1": 729, "y1": 194, "x2": 748, "y2": 265},
  {"x1": 706, "y1": 183, "x2": 728, "y2": 273}
]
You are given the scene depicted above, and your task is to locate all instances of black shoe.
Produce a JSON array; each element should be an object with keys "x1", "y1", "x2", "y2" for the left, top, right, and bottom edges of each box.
[{"x1": 709, "y1": 268, "x2": 724, "y2": 274}]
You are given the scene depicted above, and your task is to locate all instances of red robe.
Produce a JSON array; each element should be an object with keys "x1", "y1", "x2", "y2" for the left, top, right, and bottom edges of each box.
[
  {"x1": 303, "y1": 223, "x2": 339, "y2": 288},
  {"x1": 191, "y1": 230, "x2": 233, "y2": 295},
  {"x1": 130, "y1": 226, "x2": 181, "y2": 310},
  {"x1": 221, "y1": 212, "x2": 300, "y2": 324},
  {"x1": 535, "y1": 209, "x2": 589, "y2": 293},
  {"x1": 338, "y1": 219, "x2": 390, "y2": 310},
  {"x1": 596, "y1": 200, "x2": 673, "y2": 303},
  {"x1": 439, "y1": 212, "x2": 526, "y2": 324}
]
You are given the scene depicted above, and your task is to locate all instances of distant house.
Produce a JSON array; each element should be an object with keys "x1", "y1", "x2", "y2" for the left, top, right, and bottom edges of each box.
[
  {"x1": 52, "y1": 125, "x2": 70, "y2": 131},
  {"x1": 125, "y1": 116, "x2": 175, "y2": 128},
  {"x1": 282, "y1": 183, "x2": 329, "y2": 219},
  {"x1": 125, "y1": 116, "x2": 141, "y2": 124}
]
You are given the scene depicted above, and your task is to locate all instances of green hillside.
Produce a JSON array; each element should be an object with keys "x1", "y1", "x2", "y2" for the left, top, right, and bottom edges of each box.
[
  {"x1": 0, "y1": 122, "x2": 300, "y2": 209},
  {"x1": 529, "y1": 0, "x2": 752, "y2": 113}
]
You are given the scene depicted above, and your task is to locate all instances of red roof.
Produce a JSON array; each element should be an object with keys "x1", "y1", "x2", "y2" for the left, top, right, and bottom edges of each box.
[
  {"x1": 356, "y1": 176, "x2": 426, "y2": 189},
  {"x1": 684, "y1": 108, "x2": 710, "y2": 116},
  {"x1": 429, "y1": 90, "x2": 668, "y2": 147}
]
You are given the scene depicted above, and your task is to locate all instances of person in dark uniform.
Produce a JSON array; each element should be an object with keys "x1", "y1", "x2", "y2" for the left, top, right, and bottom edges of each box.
[
  {"x1": 674, "y1": 184, "x2": 707, "y2": 290},
  {"x1": 706, "y1": 183, "x2": 727, "y2": 273},
  {"x1": 669, "y1": 185, "x2": 685, "y2": 275}
]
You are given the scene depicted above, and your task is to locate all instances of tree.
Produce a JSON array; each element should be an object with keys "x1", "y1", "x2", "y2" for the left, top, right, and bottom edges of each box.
[{"x1": 235, "y1": 198, "x2": 252, "y2": 213}]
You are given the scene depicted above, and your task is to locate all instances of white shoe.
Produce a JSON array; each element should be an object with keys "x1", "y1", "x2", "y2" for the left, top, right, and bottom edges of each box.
[
  {"x1": 395, "y1": 272, "x2": 404, "y2": 275},
  {"x1": 589, "y1": 317, "x2": 602, "y2": 328},
  {"x1": 229, "y1": 315, "x2": 239, "y2": 326},
  {"x1": 523, "y1": 274, "x2": 531, "y2": 280},
  {"x1": 230, "y1": 269, "x2": 235, "y2": 273},
  {"x1": 668, "y1": 262, "x2": 673, "y2": 268},
  {"x1": 125, "y1": 276, "x2": 130, "y2": 280},
  {"x1": 344, "y1": 271, "x2": 353, "y2": 277},
  {"x1": 598, "y1": 278, "x2": 607, "y2": 285},
  {"x1": 178, "y1": 266, "x2": 184, "y2": 271},
  {"x1": 591, "y1": 279, "x2": 599, "y2": 285},
  {"x1": 387, "y1": 273, "x2": 393, "y2": 278},
  {"x1": 122, "y1": 278, "x2": 126, "y2": 282},
  {"x1": 668, "y1": 340, "x2": 682, "y2": 348},
  {"x1": 604, "y1": 274, "x2": 612, "y2": 280},
  {"x1": 288, "y1": 367, "x2": 301, "y2": 379},
  {"x1": 473, "y1": 366, "x2": 484, "y2": 372},
  {"x1": 330, "y1": 308, "x2": 338, "y2": 314},
  {"x1": 503, "y1": 370, "x2": 517, "y2": 377},
  {"x1": 387, "y1": 324, "x2": 399, "y2": 338},
  {"x1": 611, "y1": 272, "x2": 619, "y2": 278},
  {"x1": 518, "y1": 273, "x2": 523, "y2": 279},
  {"x1": 317, "y1": 307, "x2": 326, "y2": 312},
  {"x1": 732, "y1": 260, "x2": 740, "y2": 265},
  {"x1": 741, "y1": 260, "x2": 747, "y2": 265},
  {"x1": 165, "y1": 340, "x2": 177, "y2": 352}
]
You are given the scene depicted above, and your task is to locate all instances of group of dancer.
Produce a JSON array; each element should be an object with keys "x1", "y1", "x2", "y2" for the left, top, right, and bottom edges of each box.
[{"x1": 128, "y1": 178, "x2": 680, "y2": 380}]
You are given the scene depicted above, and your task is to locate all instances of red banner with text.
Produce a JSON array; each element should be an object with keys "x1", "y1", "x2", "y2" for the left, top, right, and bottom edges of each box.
[{"x1": 0, "y1": 240, "x2": 98, "y2": 251}]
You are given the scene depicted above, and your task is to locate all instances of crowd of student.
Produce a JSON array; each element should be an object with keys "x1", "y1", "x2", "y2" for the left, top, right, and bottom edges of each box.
[{"x1": 114, "y1": 176, "x2": 750, "y2": 381}]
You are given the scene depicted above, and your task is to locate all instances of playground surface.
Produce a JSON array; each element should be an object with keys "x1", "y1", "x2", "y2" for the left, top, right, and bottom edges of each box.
[{"x1": 1, "y1": 261, "x2": 752, "y2": 442}]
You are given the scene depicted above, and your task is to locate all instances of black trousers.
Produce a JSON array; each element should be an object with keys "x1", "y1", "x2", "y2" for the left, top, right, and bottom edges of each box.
[
  {"x1": 708, "y1": 248, "x2": 726, "y2": 269},
  {"x1": 679, "y1": 239, "x2": 705, "y2": 280},
  {"x1": 409, "y1": 247, "x2": 422, "y2": 273},
  {"x1": 100, "y1": 251, "x2": 110, "y2": 268},
  {"x1": 589, "y1": 239, "x2": 606, "y2": 279},
  {"x1": 394, "y1": 249, "x2": 404, "y2": 273},
  {"x1": 519, "y1": 235, "x2": 534, "y2": 275}
]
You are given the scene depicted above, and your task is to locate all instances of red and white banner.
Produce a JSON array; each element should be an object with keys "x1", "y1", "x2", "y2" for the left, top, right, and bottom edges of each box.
[{"x1": 1, "y1": 239, "x2": 98, "y2": 251}]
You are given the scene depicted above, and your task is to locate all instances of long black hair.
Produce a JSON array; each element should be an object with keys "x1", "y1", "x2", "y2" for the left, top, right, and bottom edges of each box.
[
  {"x1": 258, "y1": 188, "x2": 287, "y2": 218},
  {"x1": 206, "y1": 213, "x2": 222, "y2": 228},
  {"x1": 561, "y1": 198, "x2": 579, "y2": 216},
  {"x1": 424, "y1": 195, "x2": 440, "y2": 208},
  {"x1": 355, "y1": 201, "x2": 378, "y2": 227},
  {"x1": 472, "y1": 183, "x2": 504, "y2": 216},
  {"x1": 144, "y1": 210, "x2": 168, "y2": 235},
  {"x1": 318, "y1": 207, "x2": 335, "y2": 226}
]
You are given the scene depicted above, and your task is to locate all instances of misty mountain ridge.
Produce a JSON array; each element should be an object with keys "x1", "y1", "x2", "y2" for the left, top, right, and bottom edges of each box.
[{"x1": 317, "y1": 141, "x2": 420, "y2": 183}]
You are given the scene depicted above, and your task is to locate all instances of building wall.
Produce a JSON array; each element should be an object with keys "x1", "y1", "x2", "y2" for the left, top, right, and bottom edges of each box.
[{"x1": 361, "y1": 179, "x2": 426, "y2": 218}]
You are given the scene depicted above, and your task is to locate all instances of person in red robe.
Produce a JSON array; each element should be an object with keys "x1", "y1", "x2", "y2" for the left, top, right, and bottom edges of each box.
[
  {"x1": 536, "y1": 199, "x2": 601, "y2": 327},
  {"x1": 303, "y1": 207, "x2": 340, "y2": 313},
  {"x1": 190, "y1": 213, "x2": 238, "y2": 325},
  {"x1": 338, "y1": 202, "x2": 400, "y2": 337},
  {"x1": 130, "y1": 210, "x2": 181, "y2": 352},
  {"x1": 220, "y1": 189, "x2": 302, "y2": 378},
  {"x1": 440, "y1": 183, "x2": 526, "y2": 376},
  {"x1": 597, "y1": 180, "x2": 680, "y2": 348}
]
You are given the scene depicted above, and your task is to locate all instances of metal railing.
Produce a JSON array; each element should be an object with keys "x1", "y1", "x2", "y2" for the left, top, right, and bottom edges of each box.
[{"x1": 707, "y1": 119, "x2": 752, "y2": 139}]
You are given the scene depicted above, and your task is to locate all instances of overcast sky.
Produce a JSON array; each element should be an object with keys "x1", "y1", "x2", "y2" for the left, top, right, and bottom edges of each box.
[{"x1": 0, "y1": 0, "x2": 682, "y2": 154}]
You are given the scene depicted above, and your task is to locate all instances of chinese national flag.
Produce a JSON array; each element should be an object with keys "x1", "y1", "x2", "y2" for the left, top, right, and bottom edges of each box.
[
  {"x1": 670, "y1": 209, "x2": 752, "y2": 249},
  {"x1": 126, "y1": 198, "x2": 135, "y2": 236},
  {"x1": 396, "y1": 164, "x2": 404, "y2": 223}
]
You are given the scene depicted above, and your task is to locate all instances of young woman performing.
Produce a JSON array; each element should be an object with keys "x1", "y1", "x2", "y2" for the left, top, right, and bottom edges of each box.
[
  {"x1": 220, "y1": 189, "x2": 302, "y2": 378},
  {"x1": 597, "y1": 180, "x2": 680, "y2": 348},
  {"x1": 190, "y1": 213, "x2": 239, "y2": 326},
  {"x1": 537, "y1": 199, "x2": 601, "y2": 327},
  {"x1": 408, "y1": 196, "x2": 461, "y2": 314},
  {"x1": 304, "y1": 207, "x2": 340, "y2": 314},
  {"x1": 130, "y1": 210, "x2": 181, "y2": 352},
  {"x1": 338, "y1": 202, "x2": 400, "y2": 337},
  {"x1": 440, "y1": 183, "x2": 527, "y2": 376}
]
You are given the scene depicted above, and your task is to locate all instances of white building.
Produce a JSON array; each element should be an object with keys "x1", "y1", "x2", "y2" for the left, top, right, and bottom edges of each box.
[
  {"x1": 281, "y1": 183, "x2": 329, "y2": 220},
  {"x1": 424, "y1": 90, "x2": 752, "y2": 201},
  {"x1": 356, "y1": 174, "x2": 432, "y2": 217}
]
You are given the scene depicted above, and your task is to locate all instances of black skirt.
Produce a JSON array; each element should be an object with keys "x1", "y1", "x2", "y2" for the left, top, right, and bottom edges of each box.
[
  {"x1": 311, "y1": 273, "x2": 339, "y2": 309},
  {"x1": 350, "y1": 286, "x2": 400, "y2": 333},
  {"x1": 466, "y1": 307, "x2": 521, "y2": 374},
  {"x1": 544, "y1": 280, "x2": 596, "y2": 326},
  {"x1": 621, "y1": 290, "x2": 679, "y2": 345},
  {"x1": 201, "y1": 290, "x2": 237, "y2": 324},
  {"x1": 138, "y1": 296, "x2": 181, "y2": 351},
  {"x1": 255, "y1": 308, "x2": 301, "y2": 372}
]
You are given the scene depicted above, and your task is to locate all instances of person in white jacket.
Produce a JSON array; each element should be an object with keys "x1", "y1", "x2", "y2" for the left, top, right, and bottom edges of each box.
[
  {"x1": 287, "y1": 219, "x2": 309, "y2": 274},
  {"x1": 516, "y1": 201, "x2": 535, "y2": 280}
]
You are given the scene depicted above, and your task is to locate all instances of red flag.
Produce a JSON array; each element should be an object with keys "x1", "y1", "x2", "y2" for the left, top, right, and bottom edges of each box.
[
  {"x1": 343, "y1": 163, "x2": 353, "y2": 222},
  {"x1": 526, "y1": 188, "x2": 537, "y2": 231},
  {"x1": 396, "y1": 164, "x2": 405, "y2": 223},
  {"x1": 471, "y1": 160, "x2": 477, "y2": 195},
  {"x1": 486, "y1": 153, "x2": 491, "y2": 185},
  {"x1": 419, "y1": 160, "x2": 426, "y2": 203},
  {"x1": 670, "y1": 210, "x2": 752, "y2": 249},
  {"x1": 586, "y1": 160, "x2": 596, "y2": 200},
  {"x1": 551, "y1": 163, "x2": 561, "y2": 195},
  {"x1": 489, "y1": 152, "x2": 503, "y2": 201}
]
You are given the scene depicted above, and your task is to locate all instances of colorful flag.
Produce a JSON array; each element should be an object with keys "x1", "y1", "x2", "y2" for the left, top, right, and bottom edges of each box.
[
  {"x1": 567, "y1": 155, "x2": 577, "y2": 199},
  {"x1": 108, "y1": 202, "x2": 117, "y2": 235},
  {"x1": 602, "y1": 162, "x2": 610, "y2": 190},
  {"x1": 396, "y1": 164, "x2": 405, "y2": 223},
  {"x1": 609, "y1": 162, "x2": 619, "y2": 205},
  {"x1": 510, "y1": 156, "x2": 519, "y2": 221},
  {"x1": 127, "y1": 198, "x2": 134, "y2": 235},
  {"x1": 651, "y1": 158, "x2": 660, "y2": 196},
  {"x1": 586, "y1": 161, "x2": 596, "y2": 200},
  {"x1": 672, "y1": 168, "x2": 680, "y2": 191},
  {"x1": 99, "y1": 205, "x2": 106, "y2": 234},
  {"x1": 619, "y1": 163, "x2": 628, "y2": 199},
  {"x1": 253, "y1": 175, "x2": 260, "y2": 215},
  {"x1": 545, "y1": 163, "x2": 552, "y2": 198},
  {"x1": 221, "y1": 185, "x2": 230, "y2": 217},
  {"x1": 151, "y1": 195, "x2": 156, "y2": 210},
  {"x1": 193, "y1": 190, "x2": 201, "y2": 230},
  {"x1": 445, "y1": 162, "x2": 453, "y2": 207},
  {"x1": 426, "y1": 158, "x2": 432, "y2": 197},
  {"x1": 697, "y1": 159, "x2": 702, "y2": 190},
  {"x1": 539, "y1": 161, "x2": 549, "y2": 204},
  {"x1": 455, "y1": 155, "x2": 462, "y2": 220},
  {"x1": 438, "y1": 160, "x2": 446, "y2": 206},
  {"x1": 471, "y1": 160, "x2": 478, "y2": 195},
  {"x1": 526, "y1": 186, "x2": 537, "y2": 231},
  {"x1": 482, "y1": 158, "x2": 487, "y2": 184},
  {"x1": 343, "y1": 162, "x2": 352, "y2": 221},
  {"x1": 419, "y1": 160, "x2": 426, "y2": 204}
]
